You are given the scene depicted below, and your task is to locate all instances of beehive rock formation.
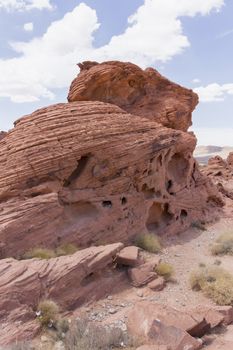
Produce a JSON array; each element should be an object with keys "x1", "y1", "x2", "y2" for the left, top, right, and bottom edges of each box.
[
  {"x1": 0, "y1": 61, "x2": 223, "y2": 258},
  {"x1": 68, "y1": 61, "x2": 198, "y2": 131}
]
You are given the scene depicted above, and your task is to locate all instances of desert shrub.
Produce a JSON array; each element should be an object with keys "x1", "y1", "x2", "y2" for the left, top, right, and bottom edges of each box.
[
  {"x1": 155, "y1": 262, "x2": 174, "y2": 281},
  {"x1": 211, "y1": 232, "x2": 233, "y2": 256},
  {"x1": 55, "y1": 243, "x2": 79, "y2": 257},
  {"x1": 135, "y1": 233, "x2": 162, "y2": 253},
  {"x1": 190, "y1": 266, "x2": 233, "y2": 305},
  {"x1": 37, "y1": 300, "x2": 59, "y2": 327},
  {"x1": 23, "y1": 248, "x2": 56, "y2": 260},
  {"x1": 55, "y1": 318, "x2": 70, "y2": 339},
  {"x1": 64, "y1": 317, "x2": 130, "y2": 350}
]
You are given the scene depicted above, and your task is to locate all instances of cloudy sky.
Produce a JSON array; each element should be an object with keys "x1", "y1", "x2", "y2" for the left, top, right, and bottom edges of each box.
[{"x1": 0, "y1": 0, "x2": 232, "y2": 145}]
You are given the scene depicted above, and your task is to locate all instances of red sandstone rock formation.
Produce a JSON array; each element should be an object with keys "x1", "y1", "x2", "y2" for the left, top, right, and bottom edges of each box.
[
  {"x1": 68, "y1": 61, "x2": 198, "y2": 132},
  {"x1": 0, "y1": 61, "x2": 224, "y2": 345},
  {"x1": 201, "y1": 155, "x2": 233, "y2": 201},
  {"x1": 0, "y1": 131, "x2": 6, "y2": 141},
  {"x1": 0, "y1": 243, "x2": 123, "y2": 345},
  {"x1": 0, "y1": 100, "x2": 222, "y2": 258}
]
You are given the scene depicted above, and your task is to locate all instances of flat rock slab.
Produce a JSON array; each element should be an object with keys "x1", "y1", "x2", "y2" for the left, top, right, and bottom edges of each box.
[
  {"x1": 128, "y1": 258, "x2": 161, "y2": 287},
  {"x1": 0, "y1": 243, "x2": 123, "y2": 346},
  {"x1": 148, "y1": 277, "x2": 166, "y2": 291},
  {"x1": 116, "y1": 246, "x2": 140, "y2": 267},
  {"x1": 127, "y1": 301, "x2": 209, "y2": 340}
]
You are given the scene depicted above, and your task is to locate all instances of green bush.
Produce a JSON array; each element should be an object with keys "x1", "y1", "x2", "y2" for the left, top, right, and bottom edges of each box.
[
  {"x1": 135, "y1": 233, "x2": 162, "y2": 253},
  {"x1": 37, "y1": 300, "x2": 59, "y2": 327},
  {"x1": 211, "y1": 232, "x2": 233, "y2": 256},
  {"x1": 155, "y1": 262, "x2": 174, "y2": 281},
  {"x1": 190, "y1": 266, "x2": 233, "y2": 305}
]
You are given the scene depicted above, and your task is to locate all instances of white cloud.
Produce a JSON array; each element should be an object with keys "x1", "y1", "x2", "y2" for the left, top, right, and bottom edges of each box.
[
  {"x1": 0, "y1": 0, "x2": 225, "y2": 103},
  {"x1": 192, "y1": 78, "x2": 201, "y2": 84},
  {"x1": 194, "y1": 83, "x2": 233, "y2": 102},
  {"x1": 192, "y1": 127, "x2": 233, "y2": 146},
  {"x1": 23, "y1": 22, "x2": 34, "y2": 32},
  {"x1": 0, "y1": 3, "x2": 100, "y2": 102},
  {"x1": 0, "y1": 0, "x2": 52, "y2": 11},
  {"x1": 94, "y1": 0, "x2": 224, "y2": 66}
]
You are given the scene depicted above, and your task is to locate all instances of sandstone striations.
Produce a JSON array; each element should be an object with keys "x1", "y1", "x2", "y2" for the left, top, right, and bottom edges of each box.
[
  {"x1": 0, "y1": 61, "x2": 225, "y2": 346},
  {"x1": 0, "y1": 243, "x2": 123, "y2": 345},
  {"x1": 68, "y1": 61, "x2": 198, "y2": 131},
  {"x1": 201, "y1": 155, "x2": 233, "y2": 201},
  {"x1": 0, "y1": 131, "x2": 6, "y2": 141},
  {"x1": 0, "y1": 61, "x2": 223, "y2": 259}
]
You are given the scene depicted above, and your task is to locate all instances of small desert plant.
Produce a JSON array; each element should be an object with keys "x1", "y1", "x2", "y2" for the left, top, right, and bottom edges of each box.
[
  {"x1": 55, "y1": 243, "x2": 79, "y2": 257},
  {"x1": 211, "y1": 232, "x2": 233, "y2": 256},
  {"x1": 155, "y1": 262, "x2": 174, "y2": 281},
  {"x1": 23, "y1": 248, "x2": 56, "y2": 260},
  {"x1": 135, "y1": 233, "x2": 162, "y2": 253},
  {"x1": 190, "y1": 266, "x2": 233, "y2": 305},
  {"x1": 37, "y1": 300, "x2": 59, "y2": 327},
  {"x1": 54, "y1": 318, "x2": 70, "y2": 340},
  {"x1": 64, "y1": 317, "x2": 133, "y2": 350}
]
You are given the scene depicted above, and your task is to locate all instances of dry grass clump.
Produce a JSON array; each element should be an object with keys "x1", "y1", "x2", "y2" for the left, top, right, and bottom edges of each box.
[
  {"x1": 135, "y1": 233, "x2": 162, "y2": 253},
  {"x1": 190, "y1": 266, "x2": 233, "y2": 305},
  {"x1": 23, "y1": 248, "x2": 56, "y2": 260},
  {"x1": 211, "y1": 231, "x2": 233, "y2": 256},
  {"x1": 55, "y1": 243, "x2": 79, "y2": 256},
  {"x1": 64, "y1": 318, "x2": 131, "y2": 350},
  {"x1": 22, "y1": 243, "x2": 79, "y2": 260},
  {"x1": 155, "y1": 262, "x2": 174, "y2": 281},
  {"x1": 37, "y1": 300, "x2": 59, "y2": 327}
]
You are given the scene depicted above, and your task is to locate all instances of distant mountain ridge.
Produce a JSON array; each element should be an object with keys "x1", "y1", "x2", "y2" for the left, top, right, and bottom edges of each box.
[{"x1": 194, "y1": 145, "x2": 233, "y2": 164}]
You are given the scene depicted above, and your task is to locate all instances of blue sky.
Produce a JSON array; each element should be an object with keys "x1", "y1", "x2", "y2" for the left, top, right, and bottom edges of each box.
[{"x1": 0, "y1": 0, "x2": 232, "y2": 145}]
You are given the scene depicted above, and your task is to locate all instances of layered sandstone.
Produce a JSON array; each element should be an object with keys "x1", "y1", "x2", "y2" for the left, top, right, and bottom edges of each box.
[
  {"x1": 0, "y1": 243, "x2": 123, "y2": 345},
  {"x1": 68, "y1": 61, "x2": 198, "y2": 131},
  {"x1": 201, "y1": 155, "x2": 233, "y2": 201},
  {"x1": 0, "y1": 61, "x2": 223, "y2": 260},
  {"x1": 0, "y1": 99, "x2": 222, "y2": 258},
  {"x1": 0, "y1": 131, "x2": 6, "y2": 141}
]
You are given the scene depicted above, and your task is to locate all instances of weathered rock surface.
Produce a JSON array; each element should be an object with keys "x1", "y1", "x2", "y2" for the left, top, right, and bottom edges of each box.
[
  {"x1": 0, "y1": 131, "x2": 6, "y2": 141},
  {"x1": 201, "y1": 155, "x2": 233, "y2": 201},
  {"x1": 126, "y1": 301, "x2": 233, "y2": 350},
  {"x1": 128, "y1": 257, "x2": 160, "y2": 287},
  {"x1": 0, "y1": 61, "x2": 225, "y2": 346},
  {"x1": 127, "y1": 301, "x2": 209, "y2": 339},
  {"x1": 116, "y1": 246, "x2": 140, "y2": 267},
  {"x1": 68, "y1": 61, "x2": 198, "y2": 131},
  {"x1": 0, "y1": 243, "x2": 123, "y2": 345},
  {"x1": 0, "y1": 99, "x2": 222, "y2": 257},
  {"x1": 148, "y1": 277, "x2": 166, "y2": 291},
  {"x1": 136, "y1": 346, "x2": 169, "y2": 350}
]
